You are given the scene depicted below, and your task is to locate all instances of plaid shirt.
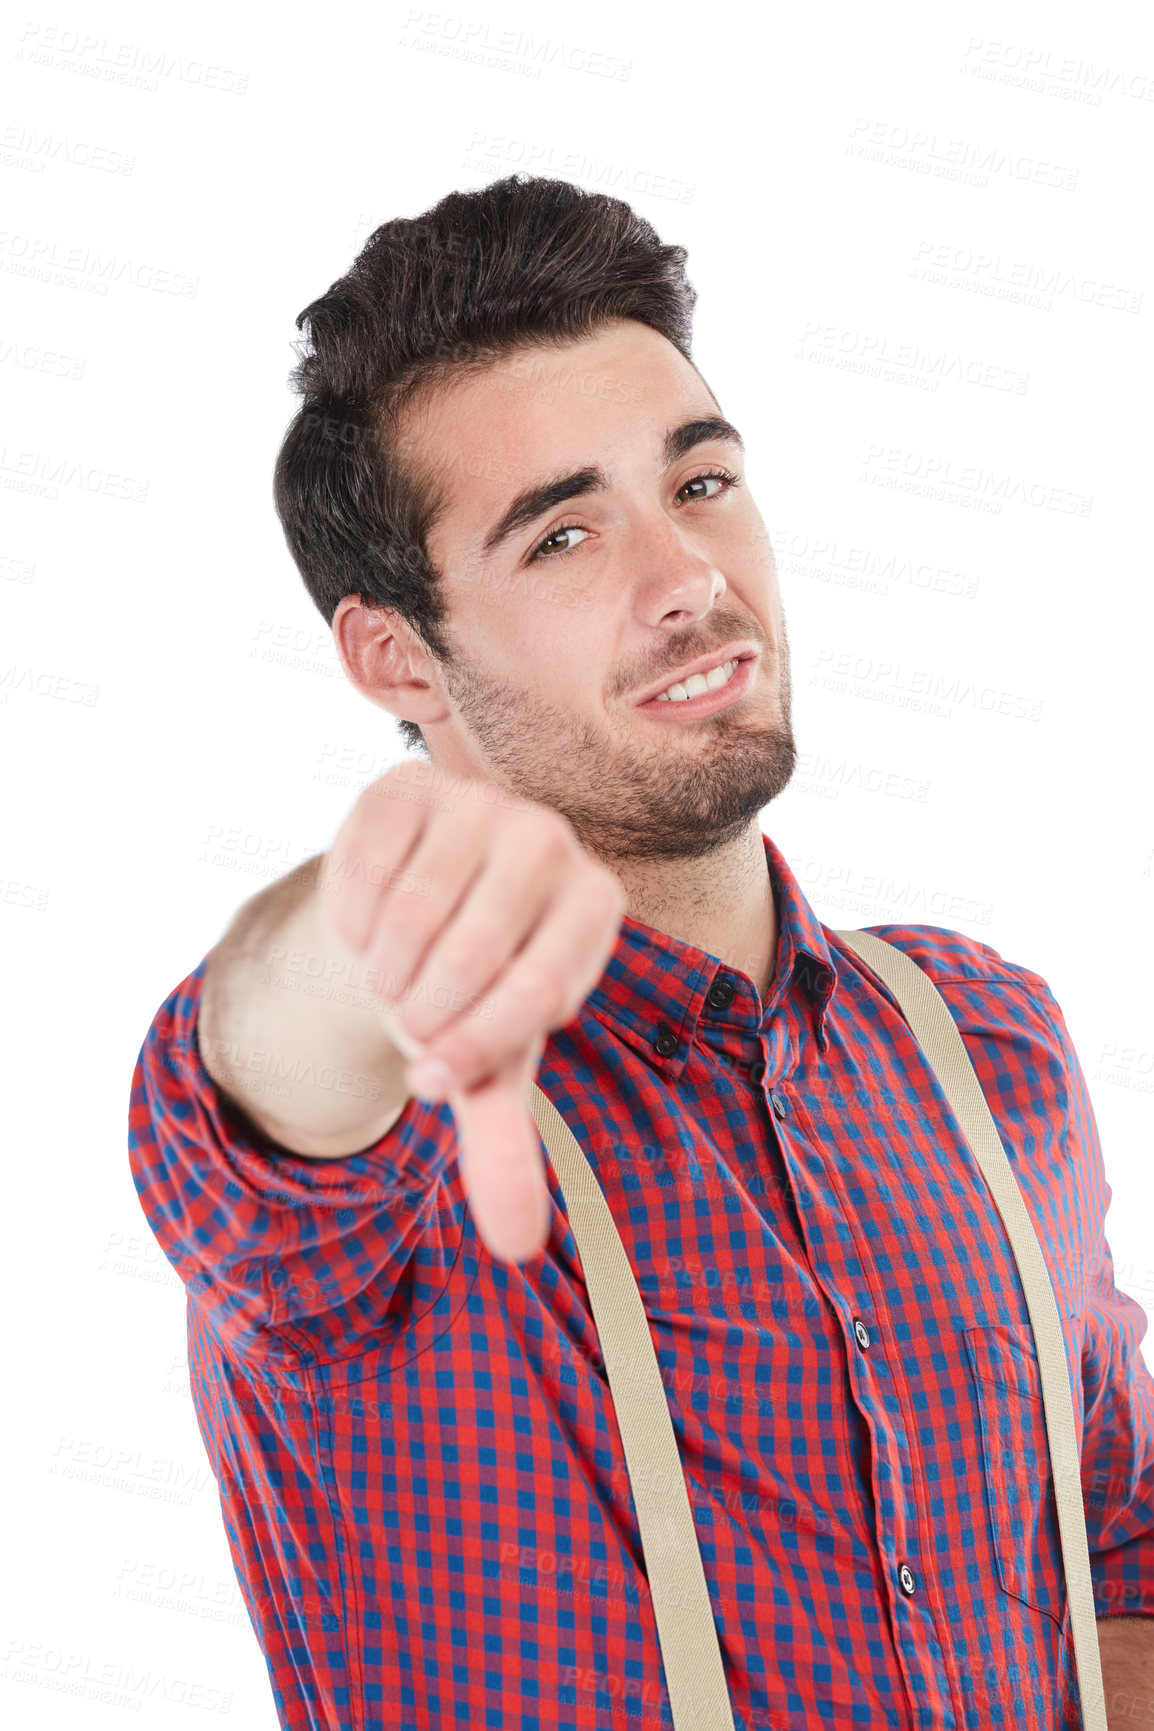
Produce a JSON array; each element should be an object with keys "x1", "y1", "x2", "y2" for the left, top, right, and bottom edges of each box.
[{"x1": 128, "y1": 831, "x2": 1154, "y2": 1730}]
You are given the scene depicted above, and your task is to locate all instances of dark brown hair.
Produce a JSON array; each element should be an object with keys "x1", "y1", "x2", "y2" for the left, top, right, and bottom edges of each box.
[{"x1": 272, "y1": 174, "x2": 698, "y2": 756}]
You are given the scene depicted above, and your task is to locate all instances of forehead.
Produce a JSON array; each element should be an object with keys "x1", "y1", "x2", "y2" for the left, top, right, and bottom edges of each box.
[{"x1": 400, "y1": 320, "x2": 718, "y2": 556}]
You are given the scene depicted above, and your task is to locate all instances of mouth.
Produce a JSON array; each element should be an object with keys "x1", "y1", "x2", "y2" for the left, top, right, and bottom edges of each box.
[{"x1": 634, "y1": 650, "x2": 758, "y2": 720}]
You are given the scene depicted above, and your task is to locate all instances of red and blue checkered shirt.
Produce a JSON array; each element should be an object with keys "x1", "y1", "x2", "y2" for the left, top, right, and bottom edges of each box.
[{"x1": 128, "y1": 831, "x2": 1154, "y2": 1730}]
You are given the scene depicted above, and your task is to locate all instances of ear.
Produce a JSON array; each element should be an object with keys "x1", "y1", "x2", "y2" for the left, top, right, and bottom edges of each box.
[{"x1": 331, "y1": 596, "x2": 451, "y2": 729}]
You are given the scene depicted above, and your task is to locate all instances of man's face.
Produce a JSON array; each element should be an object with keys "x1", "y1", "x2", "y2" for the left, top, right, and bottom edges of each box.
[{"x1": 393, "y1": 317, "x2": 796, "y2": 866}]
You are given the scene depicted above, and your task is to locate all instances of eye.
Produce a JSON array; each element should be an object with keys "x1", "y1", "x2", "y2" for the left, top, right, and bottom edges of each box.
[
  {"x1": 527, "y1": 467, "x2": 740, "y2": 564},
  {"x1": 531, "y1": 524, "x2": 589, "y2": 562},
  {"x1": 676, "y1": 467, "x2": 740, "y2": 503}
]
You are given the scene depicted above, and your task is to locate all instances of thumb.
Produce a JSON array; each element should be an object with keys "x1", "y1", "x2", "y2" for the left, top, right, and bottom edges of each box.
[{"x1": 449, "y1": 1042, "x2": 552, "y2": 1267}]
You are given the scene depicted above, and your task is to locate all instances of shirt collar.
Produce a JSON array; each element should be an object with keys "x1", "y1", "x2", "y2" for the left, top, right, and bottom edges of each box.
[{"x1": 586, "y1": 831, "x2": 838, "y2": 1075}]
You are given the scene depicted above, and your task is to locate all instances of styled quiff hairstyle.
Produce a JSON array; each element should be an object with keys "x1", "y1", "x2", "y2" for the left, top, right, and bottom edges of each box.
[{"x1": 272, "y1": 174, "x2": 698, "y2": 756}]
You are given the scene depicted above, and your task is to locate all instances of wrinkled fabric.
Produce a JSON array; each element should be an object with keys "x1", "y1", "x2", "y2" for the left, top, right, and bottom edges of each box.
[{"x1": 128, "y1": 832, "x2": 1154, "y2": 1729}]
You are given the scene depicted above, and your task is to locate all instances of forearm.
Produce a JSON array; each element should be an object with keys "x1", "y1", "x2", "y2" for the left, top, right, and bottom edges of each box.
[
  {"x1": 199, "y1": 853, "x2": 409, "y2": 1156},
  {"x1": 1097, "y1": 1614, "x2": 1154, "y2": 1728}
]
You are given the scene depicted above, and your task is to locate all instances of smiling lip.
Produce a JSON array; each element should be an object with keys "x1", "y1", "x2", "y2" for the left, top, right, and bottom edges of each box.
[
  {"x1": 633, "y1": 644, "x2": 759, "y2": 708},
  {"x1": 635, "y1": 651, "x2": 758, "y2": 720}
]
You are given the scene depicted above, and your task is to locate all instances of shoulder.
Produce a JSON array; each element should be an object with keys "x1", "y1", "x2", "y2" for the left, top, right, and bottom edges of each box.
[
  {"x1": 828, "y1": 921, "x2": 1068, "y2": 1054},
  {"x1": 832, "y1": 920, "x2": 1052, "y2": 995},
  {"x1": 827, "y1": 922, "x2": 1091, "y2": 1147}
]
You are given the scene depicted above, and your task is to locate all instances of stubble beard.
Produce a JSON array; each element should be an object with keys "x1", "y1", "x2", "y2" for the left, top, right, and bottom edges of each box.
[{"x1": 439, "y1": 626, "x2": 797, "y2": 867}]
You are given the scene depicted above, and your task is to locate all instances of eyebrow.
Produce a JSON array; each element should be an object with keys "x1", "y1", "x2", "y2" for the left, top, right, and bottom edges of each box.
[{"x1": 479, "y1": 415, "x2": 745, "y2": 558}]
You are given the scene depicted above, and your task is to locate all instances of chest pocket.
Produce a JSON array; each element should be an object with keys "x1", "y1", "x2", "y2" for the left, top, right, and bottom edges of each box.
[{"x1": 964, "y1": 1321, "x2": 1064, "y2": 1625}]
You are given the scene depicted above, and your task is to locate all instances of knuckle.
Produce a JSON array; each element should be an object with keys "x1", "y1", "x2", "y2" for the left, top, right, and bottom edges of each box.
[
  {"x1": 523, "y1": 807, "x2": 575, "y2": 861},
  {"x1": 372, "y1": 904, "x2": 439, "y2": 968},
  {"x1": 437, "y1": 926, "x2": 491, "y2": 978},
  {"x1": 356, "y1": 773, "x2": 397, "y2": 814},
  {"x1": 431, "y1": 1020, "x2": 493, "y2": 1081},
  {"x1": 512, "y1": 962, "x2": 564, "y2": 1021},
  {"x1": 362, "y1": 762, "x2": 429, "y2": 815}
]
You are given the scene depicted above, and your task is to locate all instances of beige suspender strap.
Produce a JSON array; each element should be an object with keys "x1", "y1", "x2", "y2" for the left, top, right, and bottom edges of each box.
[
  {"x1": 527, "y1": 925, "x2": 1106, "y2": 1729},
  {"x1": 527, "y1": 1081, "x2": 738, "y2": 1731},
  {"x1": 834, "y1": 928, "x2": 1106, "y2": 1731}
]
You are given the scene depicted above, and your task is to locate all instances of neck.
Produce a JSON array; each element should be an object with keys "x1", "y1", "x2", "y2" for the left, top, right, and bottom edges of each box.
[{"x1": 610, "y1": 825, "x2": 779, "y2": 1003}]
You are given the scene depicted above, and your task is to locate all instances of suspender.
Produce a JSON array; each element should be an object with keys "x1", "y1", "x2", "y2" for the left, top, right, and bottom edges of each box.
[{"x1": 526, "y1": 929, "x2": 1107, "y2": 1731}]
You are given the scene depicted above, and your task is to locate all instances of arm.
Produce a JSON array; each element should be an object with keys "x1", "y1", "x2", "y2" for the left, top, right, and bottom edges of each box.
[
  {"x1": 1032, "y1": 986, "x2": 1154, "y2": 1619},
  {"x1": 197, "y1": 852, "x2": 411, "y2": 1157},
  {"x1": 130, "y1": 801, "x2": 469, "y2": 1366},
  {"x1": 129, "y1": 763, "x2": 628, "y2": 1360},
  {"x1": 129, "y1": 945, "x2": 457, "y2": 1368}
]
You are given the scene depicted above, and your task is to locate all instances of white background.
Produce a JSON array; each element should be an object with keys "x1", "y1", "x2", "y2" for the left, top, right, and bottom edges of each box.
[{"x1": 3, "y1": 0, "x2": 1152, "y2": 1722}]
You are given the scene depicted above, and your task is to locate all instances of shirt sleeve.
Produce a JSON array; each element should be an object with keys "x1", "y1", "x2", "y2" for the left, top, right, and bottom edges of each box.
[
  {"x1": 127, "y1": 955, "x2": 461, "y2": 1372},
  {"x1": 1034, "y1": 983, "x2": 1154, "y2": 1620}
]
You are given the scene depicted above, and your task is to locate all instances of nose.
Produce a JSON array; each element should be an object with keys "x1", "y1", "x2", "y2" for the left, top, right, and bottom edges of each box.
[{"x1": 631, "y1": 515, "x2": 727, "y2": 628}]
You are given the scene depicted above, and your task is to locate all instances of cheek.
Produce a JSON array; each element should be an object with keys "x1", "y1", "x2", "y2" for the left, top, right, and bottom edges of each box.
[
  {"x1": 457, "y1": 582, "x2": 599, "y2": 692},
  {"x1": 530, "y1": 610, "x2": 610, "y2": 708}
]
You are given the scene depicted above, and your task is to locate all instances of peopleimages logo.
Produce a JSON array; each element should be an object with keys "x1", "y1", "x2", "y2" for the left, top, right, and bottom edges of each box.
[
  {"x1": 911, "y1": 239, "x2": 1143, "y2": 315},
  {"x1": 0, "y1": 228, "x2": 198, "y2": 297},
  {"x1": 809, "y1": 646, "x2": 1044, "y2": 725},
  {"x1": 794, "y1": 321, "x2": 1029, "y2": 395},
  {"x1": 847, "y1": 117, "x2": 1079, "y2": 189},
  {"x1": 0, "y1": 336, "x2": 85, "y2": 379},
  {"x1": 859, "y1": 445, "x2": 1093, "y2": 517},
  {"x1": 14, "y1": 22, "x2": 249, "y2": 95},
  {"x1": 0, "y1": 445, "x2": 148, "y2": 502},
  {"x1": 790, "y1": 855, "x2": 995, "y2": 927},
  {"x1": 792, "y1": 750, "x2": 930, "y2": 806},
  {"x1": 959, "y1": 37, "x2": 1154, "y2": 105},
  {"x1": 771, "y1": 529, "x2": 979, "y2": 601},
  {"x1": 398, "y1": 9, "x2": 632, "y2": 80},
  {"x1": 463, "y1": 132, "x2": 693, "y2": 203},
  {"x1": 3, "y1": 1637, "x2": 233, "y2": 1714},
  {"x1": 0, "y1": 121, "x2": 135, "y2": 175}
]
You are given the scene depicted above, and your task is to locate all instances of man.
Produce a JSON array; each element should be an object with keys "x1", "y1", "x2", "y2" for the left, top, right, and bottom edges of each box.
[{"x1": 129, "y1": 176, "x2": 1153, "y2": 1729}]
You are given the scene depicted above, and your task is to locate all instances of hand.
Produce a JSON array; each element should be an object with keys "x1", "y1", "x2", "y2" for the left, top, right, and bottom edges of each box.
[{"x1": 318, "y1": 763, "x2": 627, "y2": 1266}]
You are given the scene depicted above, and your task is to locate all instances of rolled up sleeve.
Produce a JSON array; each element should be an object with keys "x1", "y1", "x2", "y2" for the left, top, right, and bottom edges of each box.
[{"x1": 127, "y1": 956, "x2": 459, "y2": 1370}]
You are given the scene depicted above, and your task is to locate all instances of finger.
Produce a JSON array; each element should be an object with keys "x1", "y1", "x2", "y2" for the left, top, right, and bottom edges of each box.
[
  {"x1": 321, "y1": 771, "x2": 431, "y2": 955},
  {"x1": 450, "y1": 1042, "x2": 552, "y2": 1265},
  {"x1": 361, "y1": 793, "x2": 519, "y2": 1019},
  {"x1": 391, "y1": 815, "x2": 576, "y2": 1050},
  {"x1": 415, "y1": 867, "x2": 626, "y2": 1092}
]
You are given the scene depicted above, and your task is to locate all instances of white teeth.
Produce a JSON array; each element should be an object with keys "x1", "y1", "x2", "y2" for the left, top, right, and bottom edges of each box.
[{"x1": 654, "y1": 658, "x2": 738, "y2": 702}]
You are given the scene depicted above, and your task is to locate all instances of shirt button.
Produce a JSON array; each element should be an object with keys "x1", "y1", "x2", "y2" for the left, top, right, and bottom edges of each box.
[
  {"x1": 853, "y1": 1317, "x2": 871, "y2": 1350},
  {"x1": 898, "y1": 1563, "x2": 916, "y2": 1596},
  {"x1": 770, "y1": 1092, "x2": 786, "y2": 1121},
  {"x1": 654, "y1": 1023, "x2": 679, "y2": 1057},
  {"x1": 706, "y1": 975, "x2": 735, "y2": 1010},
  {"x1": 749, "y1": 1059, "x2": 767, "y2": 1085}
]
